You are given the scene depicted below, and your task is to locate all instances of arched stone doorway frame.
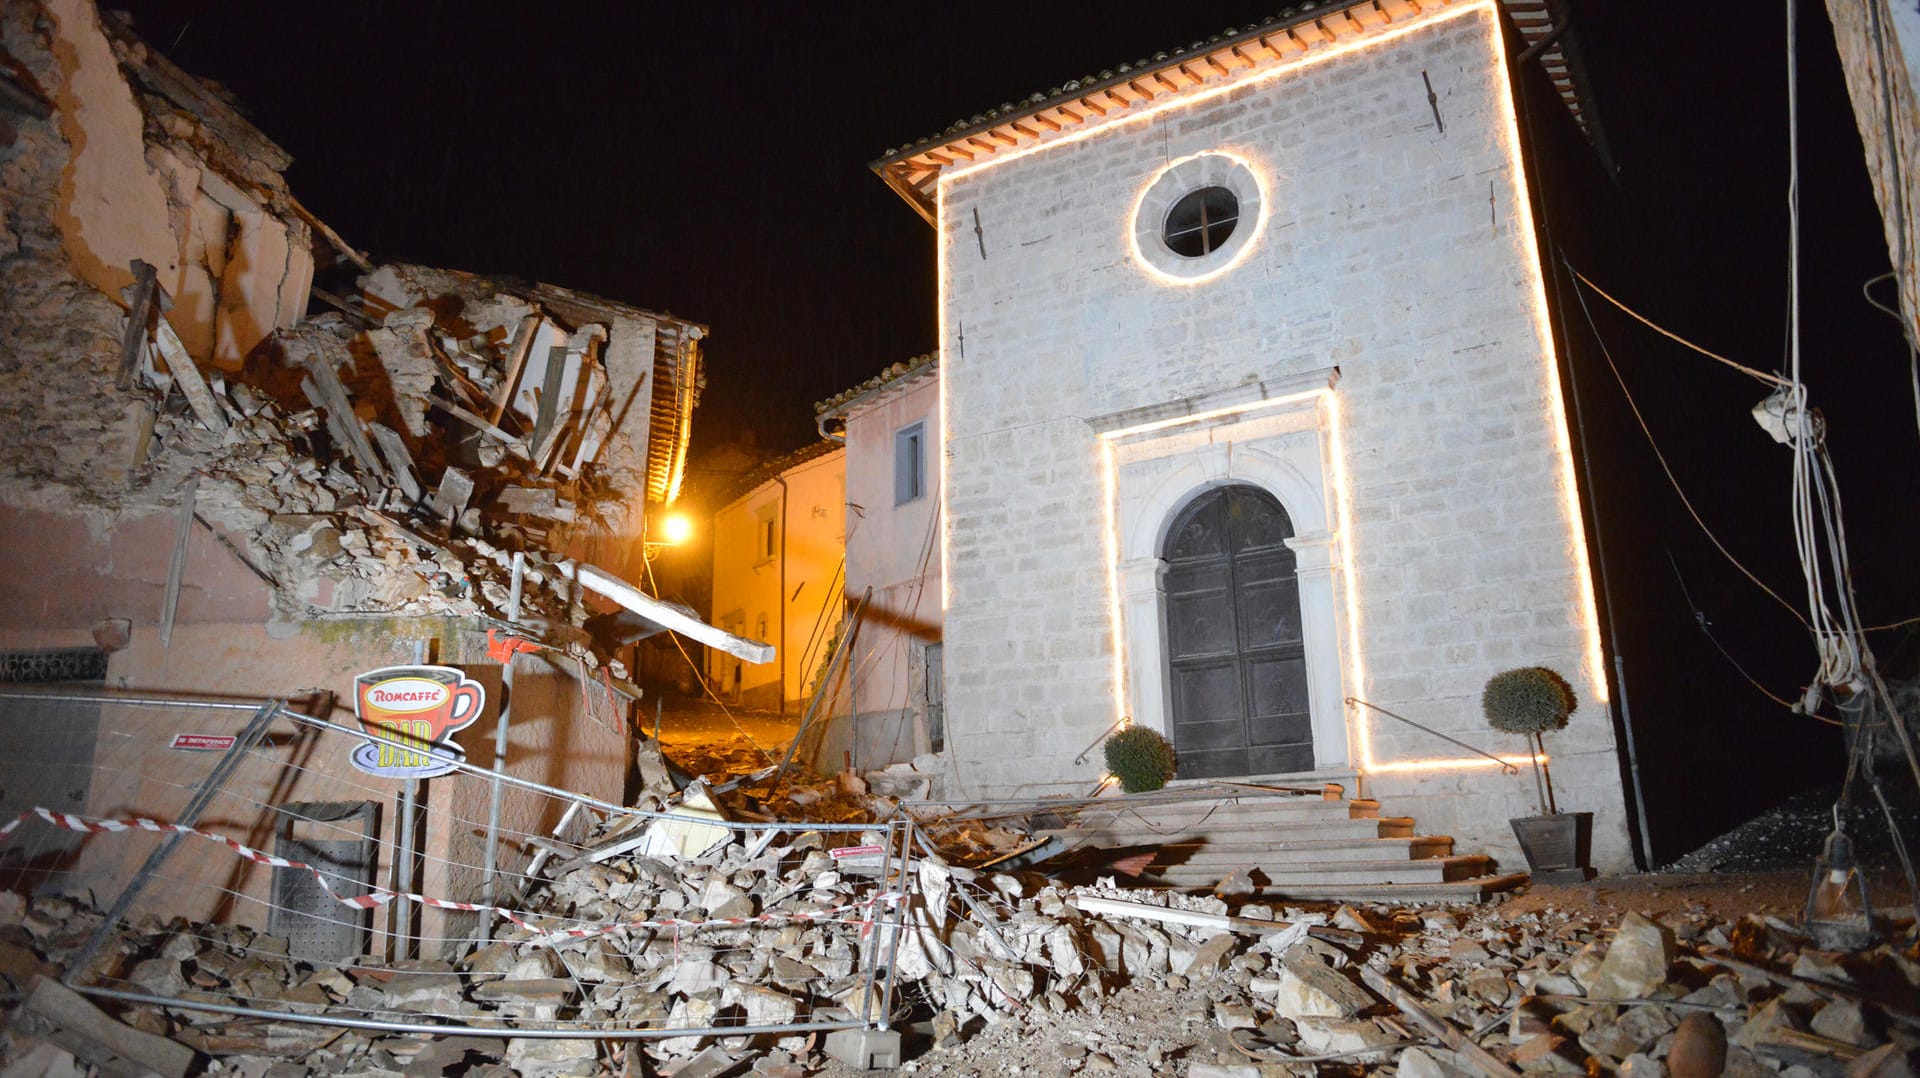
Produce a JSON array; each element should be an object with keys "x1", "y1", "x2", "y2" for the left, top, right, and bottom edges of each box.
[{"x1": 1103, "y1": 389, "x2": 1352, "y2": 776}]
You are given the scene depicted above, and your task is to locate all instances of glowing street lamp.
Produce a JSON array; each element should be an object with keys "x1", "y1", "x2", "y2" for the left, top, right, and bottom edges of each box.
[
  {"x1": 659, "y1": 512, "x2": 693, "y2": 545},
  {"x1": 646, "y1": 511, "x2": 694, "y2": 558}
]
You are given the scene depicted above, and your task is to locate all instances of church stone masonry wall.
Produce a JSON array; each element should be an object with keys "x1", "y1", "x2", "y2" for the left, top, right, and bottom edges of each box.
[{"x1": 936, "y1": 7, "x2": 1632, "y2": 870}]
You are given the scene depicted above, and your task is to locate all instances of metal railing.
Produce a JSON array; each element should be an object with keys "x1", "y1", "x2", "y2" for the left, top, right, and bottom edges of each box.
[{"x1": 1345, "y1": 696, "x2": 1522, "y2": 775}]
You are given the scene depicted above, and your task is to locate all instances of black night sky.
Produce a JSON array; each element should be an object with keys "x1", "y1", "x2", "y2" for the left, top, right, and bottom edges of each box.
[{"x1": 114, "y1": 0, "x2": 1920, "y2": 846}]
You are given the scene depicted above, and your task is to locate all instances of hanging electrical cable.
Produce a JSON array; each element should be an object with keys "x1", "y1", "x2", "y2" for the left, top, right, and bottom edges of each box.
[
  {"x1": 1563, "y1": 257, "x2": 1812, "y2": 629},
  {"x1": 1776, "y1": 0, "x2": 1920, "y2": 936}
]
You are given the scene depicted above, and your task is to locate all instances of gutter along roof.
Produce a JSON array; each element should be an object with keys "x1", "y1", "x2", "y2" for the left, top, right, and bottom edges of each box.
[
  {"x1": 870, "y1": 0, "x2": 1602, "y2": 224},
  {"x1": 814, "y1": 352, "x2": 938, "y2": 423}
]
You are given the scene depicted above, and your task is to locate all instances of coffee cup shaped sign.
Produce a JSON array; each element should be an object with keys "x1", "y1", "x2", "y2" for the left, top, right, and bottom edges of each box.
[{"x1": 350, "y1": 665, "x2": 486, "y2": 778}]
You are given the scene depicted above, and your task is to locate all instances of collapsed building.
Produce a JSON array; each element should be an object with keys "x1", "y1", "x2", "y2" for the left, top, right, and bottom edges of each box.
[{"x1": 0, "y1": 0, "x2": 742, "y2": 944}]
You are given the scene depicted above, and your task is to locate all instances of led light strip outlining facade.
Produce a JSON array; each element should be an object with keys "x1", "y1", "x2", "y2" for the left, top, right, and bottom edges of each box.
[{"x1": 933, "y1": 0, "x2": 1609, "y2": 778}]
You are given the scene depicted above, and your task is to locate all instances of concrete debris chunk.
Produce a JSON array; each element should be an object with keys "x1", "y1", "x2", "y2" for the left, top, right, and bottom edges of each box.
[
  {"x1": 1592, "y1": 912, "x2": 1676, "y2": 1000},
  {"x1": 1258, "y1": 952, "x2": 1374, "y2": 1020}
]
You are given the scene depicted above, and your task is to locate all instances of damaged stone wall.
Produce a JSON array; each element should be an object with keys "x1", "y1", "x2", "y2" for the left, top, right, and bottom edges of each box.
[
  {"x1": 0, "y1": 0, "x2": 708, "y2": 947},
  {"x1": 1825, "y1": 0, "x2": 1920, "y2": 350},
  {"x1": 0, "y1": 0, "x2": 312, "y2": 503}
]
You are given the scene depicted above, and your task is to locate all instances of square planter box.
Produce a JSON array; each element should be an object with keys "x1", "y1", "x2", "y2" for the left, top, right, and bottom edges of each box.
[{"x1": 1511, "y1": 811, "x2": 1595, "y2": 882}]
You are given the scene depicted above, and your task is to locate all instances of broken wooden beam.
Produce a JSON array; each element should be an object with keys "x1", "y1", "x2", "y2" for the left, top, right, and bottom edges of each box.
[
  {"x1": 553, "y1": 559, "x2": 774, "y2": 664},
  {"x1": 1072, "y1": 894, "x2": 1365, "y2": 947},
  {"x1": 427, "y1": 394, "x2": 532, "y2": 459},
  {"x1": 115, "y1": 259, "x2": 161, "y2": 390},
  {"x1": 152, "y1": 312, "x2": 229, "y2": 432},
  {"x1": 1360, "y1": 965, "x2": 1522, "y2": 1078},
  {"x1": 366, "y1": 422, "x2": 422, "y2": 503},
  {"x1": 297, "y1": 349, "x2": 385, "y2": 481},
  {"x1": 14, "y1": 977, "x2": 195, "y2": 1078}
]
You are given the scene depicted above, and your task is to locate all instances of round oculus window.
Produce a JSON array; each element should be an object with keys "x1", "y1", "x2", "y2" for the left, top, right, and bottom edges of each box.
[
  {"x1": 1131, "y1": 152, "x2": 1265, "y2": 282},
  {"x1": 1162, "y1": 186, "x2": 1239, "y2": 258}
]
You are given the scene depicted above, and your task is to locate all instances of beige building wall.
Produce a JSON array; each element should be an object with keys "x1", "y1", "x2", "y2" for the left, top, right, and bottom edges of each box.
[{"x1": 707, "y1": 448, "x2": 846, "y2": 712}]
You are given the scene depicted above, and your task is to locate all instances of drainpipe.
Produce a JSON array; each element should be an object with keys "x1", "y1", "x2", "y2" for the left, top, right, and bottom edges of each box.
[
  {"x1": 816, "y1": 411, "x2": 846, "y2": 444},
  {"x1": 771, "y1": 474, "x2": 789, "y2": 716}
]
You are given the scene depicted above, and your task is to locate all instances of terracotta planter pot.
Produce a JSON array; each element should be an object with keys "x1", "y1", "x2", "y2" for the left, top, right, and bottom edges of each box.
[{"x1": 1510, "y1": 811, "x2": 1593, "y2": 879}]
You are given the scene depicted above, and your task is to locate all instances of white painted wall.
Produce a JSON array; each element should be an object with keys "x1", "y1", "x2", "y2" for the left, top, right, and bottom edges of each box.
[
  {"x1": 838, "y1": 372, "x2": 944, "y2": 765},
  {"x1": 935, "y1": 5, "x2": 1630, "y2": 870}
]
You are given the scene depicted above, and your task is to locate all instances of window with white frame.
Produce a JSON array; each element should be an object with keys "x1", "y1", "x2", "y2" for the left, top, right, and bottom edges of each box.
[
  {"x1": 755, "y1": 506, "x2": 778, "y2": 564},
  {"x1": 895, "y1": 422, "x2": 926, "y2": 505}
]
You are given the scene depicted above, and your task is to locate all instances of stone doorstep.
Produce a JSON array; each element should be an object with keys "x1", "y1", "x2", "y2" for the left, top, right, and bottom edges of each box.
[
  {"x1": 1147, "y1": 853, "x2": 1491, "y2": 888},
  {"x1": 1240, "y1": 872, "x2": 1533, "y2": 904},
  {"x1": 1116, "y1": 835, "x2": 1457, "y2": 866},
  {"x1": 1057, "y1": 796, "x2": 1380, "y2": 827},
  {"x1": 1040, "y1": 815, "x2": 1416, "y2": 843}
]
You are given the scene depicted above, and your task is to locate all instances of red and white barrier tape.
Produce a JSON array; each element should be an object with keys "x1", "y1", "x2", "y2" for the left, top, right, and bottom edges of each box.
[{"x1": 2, "y1": 807, "x2": 902, "y2": 942}]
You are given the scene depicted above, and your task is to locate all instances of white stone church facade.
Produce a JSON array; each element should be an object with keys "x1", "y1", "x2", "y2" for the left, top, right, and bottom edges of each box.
[{"x1": 873, "y1": 0, "x2": 1634, "y2": 871}]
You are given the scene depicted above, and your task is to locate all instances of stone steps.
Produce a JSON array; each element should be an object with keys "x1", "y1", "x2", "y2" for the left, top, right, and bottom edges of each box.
[
  {"x1": 1147, "y1": 853, "x2": 1492, "y2": 888},
  {"x1": 1081, "y1": 834, "x2": 1455, "y2": 867},
  {"x1": 1035, "y1": 785, "x2": 1522, "y2": 903},
  {"x1": 1039, "y1": 815, "x2": 1417, "y2": 844}
]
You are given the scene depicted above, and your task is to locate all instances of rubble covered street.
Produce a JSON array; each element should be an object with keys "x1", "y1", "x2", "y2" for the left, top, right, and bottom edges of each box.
[{"x1": 4, "y1": 792, "x2": 1920, "y2": 1078}]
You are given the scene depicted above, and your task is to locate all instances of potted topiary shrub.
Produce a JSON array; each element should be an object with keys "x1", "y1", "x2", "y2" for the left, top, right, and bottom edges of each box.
[
  {"x1": 1482, "y1": 666, "x2": 1594, "y2": 882},
  {"x1": 1104, "y1": 726, "x2": 1176, "y2": 793}
]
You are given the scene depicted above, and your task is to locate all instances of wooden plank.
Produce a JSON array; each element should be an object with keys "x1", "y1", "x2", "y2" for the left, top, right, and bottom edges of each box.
[
  {"x1": 556, "y1": 560, "x2": 774, "y2": 665},
  {"x1": 426, "y1": 395, "x2": 532, "y2": 459},
  {"x1": 288, "y1": 196, "x2": 373, "y2": 274},
  {"x1": 151, "y1": 313, "x2": 229, "y2": 432},
  {"x1": 366, "y1": 422, "x2": 422, "y2": 502},
  {"x1": 115, "y1": 259, "x2": 159, "y2": 390},
  {"x1": 296, "y1": 347, "x2": 385, "y2": 480},
  {"x1": 529, "y1": 344, "x2": 570, "y2": 465},
  {"x1": 1360, "y1": 967, "x2": 1523, "y2": 1078},
  {"x1": 159, "y1": 477, "x2": 195, "y2": 649},
  {"x1": 354, "y1": 507, "x2": 450, "y2": 560},
  {"x1": 18, "y1": 977, "x2": 194, "y2": 1078},
  {"x1": 490, "y1": 314, "x2": 542, "y2": 425}
]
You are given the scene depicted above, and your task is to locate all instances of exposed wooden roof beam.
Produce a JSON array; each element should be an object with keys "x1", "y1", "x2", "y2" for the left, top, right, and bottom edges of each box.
[{"x1": 1033, "y1": 112, "x2": 1063, "y2": 132}]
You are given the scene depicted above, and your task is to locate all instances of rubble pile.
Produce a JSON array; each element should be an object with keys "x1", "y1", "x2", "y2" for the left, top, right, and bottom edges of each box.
[
  {"x1": 879, "y1": 878, "x2": 1920, "y2": 1077},
  {"x1": 7, "y1": 819, "x2": 1920, "y2": 1077},
  {"x1": 22, "y1": 252, "x2": 714, "y2": 684}
]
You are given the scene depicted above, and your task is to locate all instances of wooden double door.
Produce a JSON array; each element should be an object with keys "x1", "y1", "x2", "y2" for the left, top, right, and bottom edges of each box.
[{"x1": 1162, "y1": 485, "x2": 1314, "y2": 778}]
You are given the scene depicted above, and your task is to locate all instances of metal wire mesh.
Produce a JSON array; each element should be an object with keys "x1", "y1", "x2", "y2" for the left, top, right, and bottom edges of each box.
[{"x1": 0, "y1": 689, "x2": 913, "y2": 1042}]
